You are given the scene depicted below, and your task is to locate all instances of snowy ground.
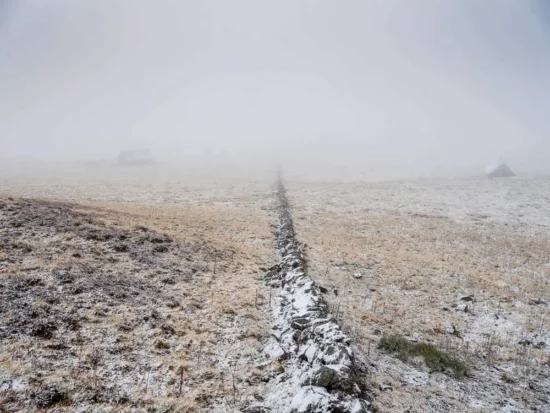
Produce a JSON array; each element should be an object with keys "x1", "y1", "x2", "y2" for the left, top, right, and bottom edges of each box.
[
  {"x1": 2, "y1": 164, "x2": 549, "y2": 412},
  {"x1": 288, "y1": 177, "x2": 550, "y2": 413},
  {"x1": 289, "y1": 177, "x2": 550, "y2": 235},
  {"x1": 0, "y1": 164, "x2": 277, "y2": 412}
]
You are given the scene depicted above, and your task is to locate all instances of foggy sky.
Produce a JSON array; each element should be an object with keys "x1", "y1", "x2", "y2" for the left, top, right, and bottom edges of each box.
[{"x1": 1, "y1": 0, "x2": 550, "y2": 177}]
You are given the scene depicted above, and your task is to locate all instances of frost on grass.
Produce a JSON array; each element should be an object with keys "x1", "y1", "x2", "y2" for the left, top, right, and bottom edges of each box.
[
  {"x1": 250, "y1": 180, "x2": 370, "y2": 413},
  {"x1": 0, "y1": 196, "x2": 273, "y2": 412},
  {"x1": 287, "y1": 178, "x2": 550, "y2": 413}
]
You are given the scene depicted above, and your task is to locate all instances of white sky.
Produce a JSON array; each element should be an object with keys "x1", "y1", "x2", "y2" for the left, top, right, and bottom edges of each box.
[{"x1": 1, "y1": 0, "x2": 549, "y2": 177}]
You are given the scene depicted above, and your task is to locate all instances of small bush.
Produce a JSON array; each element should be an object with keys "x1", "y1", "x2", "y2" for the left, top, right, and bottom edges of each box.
[
  {"x1": 378, "y1": 334, "x2": 468, "y2": 379},
  {"x1": 378, "y1": 334, "x2": 415, "y2": 357}
]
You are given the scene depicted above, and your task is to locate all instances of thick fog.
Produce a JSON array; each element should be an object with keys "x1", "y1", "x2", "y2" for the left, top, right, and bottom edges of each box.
[{"x1": 1, "y1": 0, "x2": 549, "y2": 179}]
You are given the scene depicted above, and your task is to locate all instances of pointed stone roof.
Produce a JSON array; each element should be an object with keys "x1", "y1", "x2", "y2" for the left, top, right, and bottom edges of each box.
[{"x1": 487, "y1": 163, "x2": 515, "y2": 178}]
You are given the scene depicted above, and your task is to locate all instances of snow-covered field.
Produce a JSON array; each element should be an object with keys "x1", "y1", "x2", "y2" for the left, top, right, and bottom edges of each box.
[
  {"x1": 288, "y1": 177, "x2": 550, "y2": 413},
  {"x1": 290, "y1": 177, "x2": 550, "y2": 235},
  {"x1": 0, "y1": 164, "x2": 278, "y2": 412},
  {"x1": 2, "y1": 163, "x2": 549, "y2": 412}
]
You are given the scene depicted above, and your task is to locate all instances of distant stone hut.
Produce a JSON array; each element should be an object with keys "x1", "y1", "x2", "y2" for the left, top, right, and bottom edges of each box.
[
  {"x1": 487, "y1": 162, "x2": 515, "y2": 178},
  {"x1": 117, "y1": 149, "x2": 156, "y2": 166}
]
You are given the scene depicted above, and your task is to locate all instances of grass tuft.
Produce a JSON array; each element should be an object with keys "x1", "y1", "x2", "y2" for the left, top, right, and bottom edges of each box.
[{"x1": 378, "y1": 334, "x2": 468, "y2": 379}]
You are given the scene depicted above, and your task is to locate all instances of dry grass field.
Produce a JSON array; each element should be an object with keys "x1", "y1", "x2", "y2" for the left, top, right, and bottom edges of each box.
[
  {"x1": 288, "y1": 178, "x2": 550, "y2": 413},
  {"x1": 0, "y1": 164, "x2": 276, "y2": 412},
  {"x1": 2, "y1": 163, "x2": 549, "y2": 412}
]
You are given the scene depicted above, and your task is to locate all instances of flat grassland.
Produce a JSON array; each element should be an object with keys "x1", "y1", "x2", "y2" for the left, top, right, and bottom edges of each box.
[
  {"x1": 288, "y1": 177, "x2": 550, "y2": 413},
  {"x1": 2, "y1": 163, "x2": 549, "y2": 413},
  {"x1": 0, "y1": 164, "x2": 275, "y2": 412}
]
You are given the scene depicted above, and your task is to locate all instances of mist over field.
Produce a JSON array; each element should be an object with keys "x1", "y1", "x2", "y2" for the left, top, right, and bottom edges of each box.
[
  {"x1": 2, "y1": 3, "x2": 550, "y2": 412},
  {"x1": 1, "y1": 0, "x2": 550, "y2": 179}
]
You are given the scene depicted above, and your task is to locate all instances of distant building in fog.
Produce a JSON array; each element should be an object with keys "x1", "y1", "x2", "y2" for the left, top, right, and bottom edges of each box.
[
  {"x1": 117, "y1": 149, "x2": 155, "y2": 166},
  {"x1": 487, "y1": 162, "x2": 515, "y2": 178}
]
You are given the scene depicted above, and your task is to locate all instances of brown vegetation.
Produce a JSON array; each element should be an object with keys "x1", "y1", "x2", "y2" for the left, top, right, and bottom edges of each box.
[
  {"x1": 288, "y1": 179, "x2": 550, "y2": 413},
  {"x1": 0, "y1": 191, "x2": 274, "y2": 412}
]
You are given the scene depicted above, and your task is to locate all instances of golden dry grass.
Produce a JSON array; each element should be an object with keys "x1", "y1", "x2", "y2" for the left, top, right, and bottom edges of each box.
[
  {"x1": 289, "y1": 181, "x2": 550, "y2": 413},
  {"x1": 0, "y1": 171, "x2": 276, "y2": 412}
]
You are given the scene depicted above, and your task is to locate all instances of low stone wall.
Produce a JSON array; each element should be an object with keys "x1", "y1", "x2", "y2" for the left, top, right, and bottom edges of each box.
[{"x1": 259, "y1": 178, "x2": 370, "y2": 412}]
